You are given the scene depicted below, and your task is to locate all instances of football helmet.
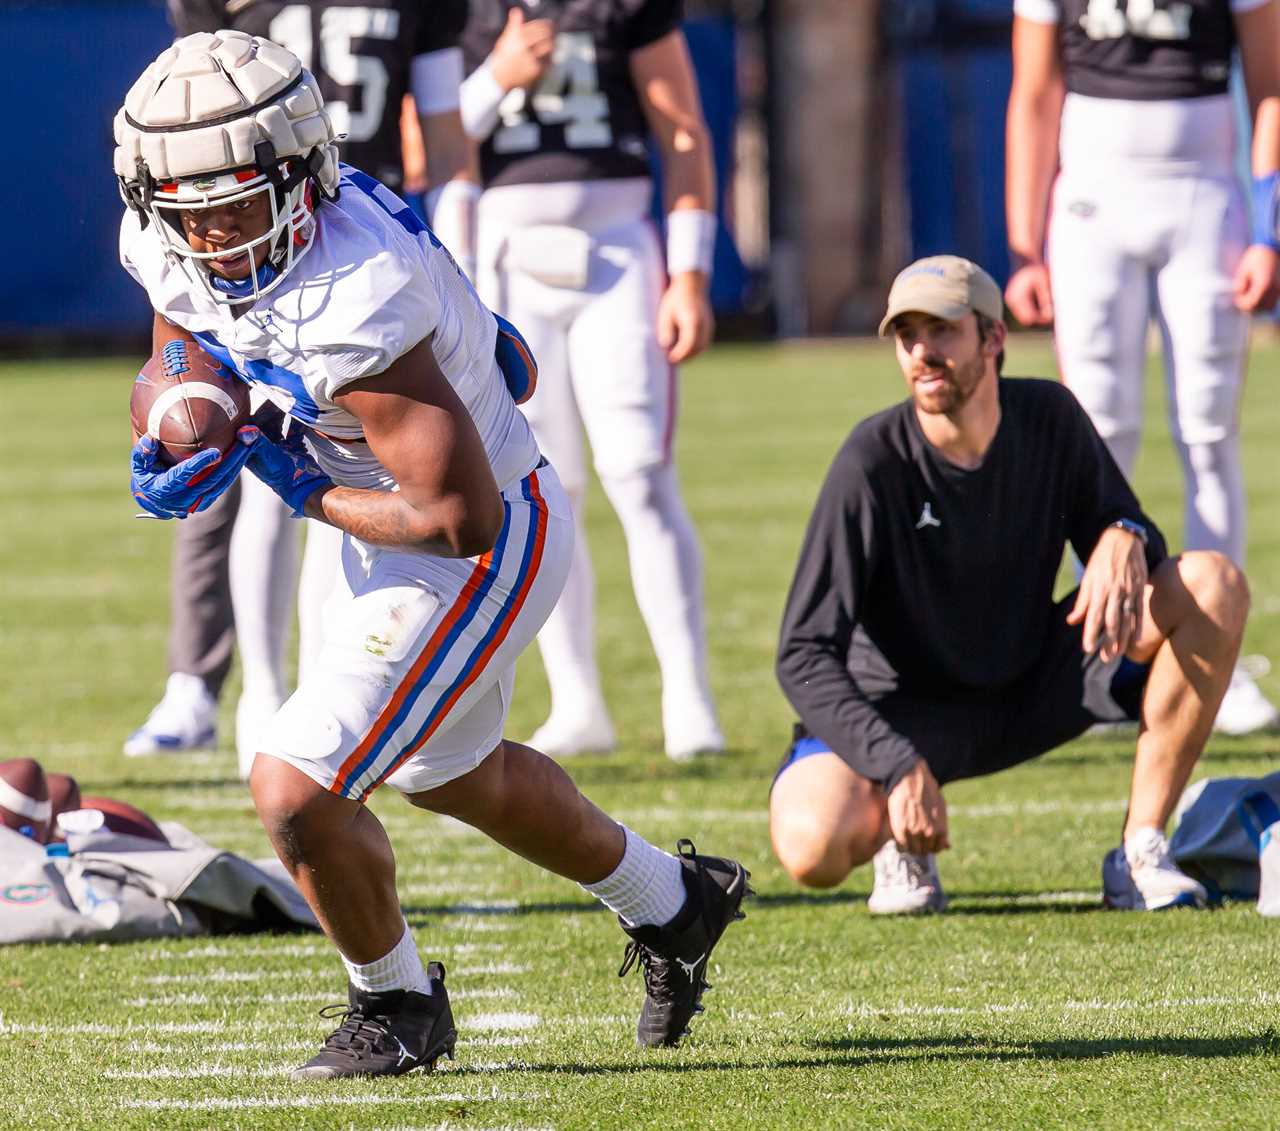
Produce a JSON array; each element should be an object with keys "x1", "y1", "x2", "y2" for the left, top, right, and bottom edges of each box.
[{"x1": 114, "y1": 31, "x2": 340, "y2": 305}]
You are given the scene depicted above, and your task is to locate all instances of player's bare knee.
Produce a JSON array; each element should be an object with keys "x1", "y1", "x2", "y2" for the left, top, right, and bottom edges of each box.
[
  {"x1": 1179, "y1": 551, "x2": 1250, "y2": 635},
  {"x1": 770, "y1": 810, "x2": 857, "y2": 888},
  {"x1": 250, "y1": 758, "x2": 336, "y2": 864}
]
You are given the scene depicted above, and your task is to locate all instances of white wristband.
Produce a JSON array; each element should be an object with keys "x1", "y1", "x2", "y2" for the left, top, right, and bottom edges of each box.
[
  {"x1": 459, "y1": 61, "x2": 508, "y2": 141},
  {"x1": 427, "y1": 179, "x2": 482, "y2": 282},
  {"x1": 666, "y1": 209, "x2": 716, "y2": 277}
]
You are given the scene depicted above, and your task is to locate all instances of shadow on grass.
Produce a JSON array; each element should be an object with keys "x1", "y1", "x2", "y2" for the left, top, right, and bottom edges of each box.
[
  {"x1": 404, "y1": 899, "x2": 605, "y2": 919},
  {"x1": 809, "y1": 1031, "x2": 1280, "y2": 1062},
  {"x1": 752, "y1": 889, "x2": 1103, "y2": 914},
  {"x1": 441, "y1": 1031, "x2": 1280, "y2": 1077}
]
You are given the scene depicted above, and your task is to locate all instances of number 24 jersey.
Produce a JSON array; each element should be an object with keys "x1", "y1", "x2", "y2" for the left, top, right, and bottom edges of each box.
[{"x1": 462, "y1": 0, "x2": 683, "y2": 188}]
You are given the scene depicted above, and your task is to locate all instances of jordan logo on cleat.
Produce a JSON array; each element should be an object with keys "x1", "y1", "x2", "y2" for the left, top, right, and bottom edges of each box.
[
  {"x1": 916, "y1": 502, "x2": 941, "y2": 530},
  {"x1": 393, "y1": 1036, "x2": 412, "y2": 1067},
  {"x1": 676, "y1": 952, "x2": 705, "y2": 981}
]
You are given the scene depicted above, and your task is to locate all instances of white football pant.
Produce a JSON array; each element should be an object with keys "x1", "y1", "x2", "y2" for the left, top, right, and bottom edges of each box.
[
  {"x1": 1049, "y1": 95, "x2": 1249, "y2": 565},
  {"x1": 476, "y1": 178, "x2": 718, "y2": 746}
]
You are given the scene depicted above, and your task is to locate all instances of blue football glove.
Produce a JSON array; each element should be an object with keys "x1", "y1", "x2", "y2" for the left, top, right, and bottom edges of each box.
[
  {"x1": 244, "y1": 430, "x2": 333, "y2": 517},
  {"x1": 130, "y1": 429, "x2": 257, "y2": 519}
]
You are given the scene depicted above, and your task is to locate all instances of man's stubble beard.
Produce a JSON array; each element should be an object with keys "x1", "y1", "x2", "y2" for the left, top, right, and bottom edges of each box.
[{"x1": 913, "y1": 350, "x2": 985, "y2": 416}]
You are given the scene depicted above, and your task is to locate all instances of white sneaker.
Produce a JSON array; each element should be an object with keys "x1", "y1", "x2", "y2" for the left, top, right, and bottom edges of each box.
[
  {"x1": 236, "y1": 690, "x2": 285, "y2": 780},
  {"x1": 867, "y1": 840, "x2": 947, "y2": 915},
  {"x1": 665, "y1": 722, "x2": 726, "y2": 764},
  {"x1": 1213, "y1": 659, "x2": 1279, "y2": 736},
  {"x1": 123, "y1": 673, "x2": 217, "y2": 757},
  {"x1": 662, "y1": 694, "x2": 725, "y2": 763},
  {"x1": 528, "y1": 714, "x2": 616, "y2": 758},
  {"x1": 1102, "y1": 826, "x2": 1207, "y2": 910}
]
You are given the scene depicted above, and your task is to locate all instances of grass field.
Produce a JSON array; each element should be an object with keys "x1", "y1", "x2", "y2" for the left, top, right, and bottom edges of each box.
[{"x1": 2, "y1": 336, "x2": 1279, "y2": 1130}]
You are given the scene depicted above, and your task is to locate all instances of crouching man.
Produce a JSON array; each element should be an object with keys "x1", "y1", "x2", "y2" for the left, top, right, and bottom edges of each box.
[{"x1": 770, "y1": 256, "x2": 1249, "y2": 912}]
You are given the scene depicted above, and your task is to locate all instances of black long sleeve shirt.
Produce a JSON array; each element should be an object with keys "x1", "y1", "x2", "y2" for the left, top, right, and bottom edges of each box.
[{"x1": 776, "y1": 378, "x2": 1167, "y2": 792}]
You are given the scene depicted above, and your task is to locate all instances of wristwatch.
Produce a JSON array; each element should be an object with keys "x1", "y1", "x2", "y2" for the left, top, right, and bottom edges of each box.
[{"x1": 1110, "y1": 518, "x2": 1149, "y2": 546}]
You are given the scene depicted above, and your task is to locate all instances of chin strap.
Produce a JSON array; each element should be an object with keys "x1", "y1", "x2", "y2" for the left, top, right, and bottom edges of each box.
[{"x1": 208, "y1": 258, "x2": 280, "y2": 299}]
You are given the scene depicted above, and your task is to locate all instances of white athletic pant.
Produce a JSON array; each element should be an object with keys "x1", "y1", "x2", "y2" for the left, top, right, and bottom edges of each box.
[
  {"x1": 1048, "y1": 168, "x2": 1249, "y2": 565},
  {"x1": 229, "y1": 475, "x2": 343, "y2": 704},
  {"x1": 475, "y1": 178, "x2": 716, "y2": 735}
]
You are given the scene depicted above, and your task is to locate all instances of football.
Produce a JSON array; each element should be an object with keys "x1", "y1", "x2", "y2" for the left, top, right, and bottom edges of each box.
[
  {"x1": 0, "y1": 758, "x2": 51, "y2": 843},
  {"x1": 78, "y1": 795, "x2": 169, "y2": 844},
  {"x1": 45, "y1": 772, "x2": 81, "y2": 839},
  {"x1": 130, "y1": 333, "x2": 250, "y2": 466}
]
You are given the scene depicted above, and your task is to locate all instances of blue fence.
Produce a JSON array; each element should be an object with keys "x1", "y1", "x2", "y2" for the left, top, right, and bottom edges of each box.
[
  {"x1": 3, "y1": 2, "x2": 173, "y2": 335},
  {"x1": 888, "y1": 1, "x2": 1014, "y2": 287},
  {"x1": 0, "y1": 2, "x2": 744, "y2": 339}
]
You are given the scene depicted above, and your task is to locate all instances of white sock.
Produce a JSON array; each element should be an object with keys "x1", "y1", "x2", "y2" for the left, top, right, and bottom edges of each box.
[
  {"x1": 582, "y1": 825, "x2": 687, "y2": 928},
  {"x1": 341, "y1": 920, "x2": 432, "y2": 995}
]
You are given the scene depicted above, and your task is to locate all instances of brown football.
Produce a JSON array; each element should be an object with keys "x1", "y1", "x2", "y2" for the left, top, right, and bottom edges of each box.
[
  {"x1": 130, "y1": 334, "x2": 250, "y2": 466},
  {"x1": 78, "y1": 795, "x2": 169, "y2": 844},
  {"x1": 0, "y1": 758, "x2": 51, "y2": 843},
  {"x1": 45, "y1": 772, "x2": 81, "y2": 841}
]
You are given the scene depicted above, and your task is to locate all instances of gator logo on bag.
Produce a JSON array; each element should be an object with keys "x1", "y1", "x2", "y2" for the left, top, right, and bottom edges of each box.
[{"x1": 1, "y1": 883, "x2": 52, "y2": 906}]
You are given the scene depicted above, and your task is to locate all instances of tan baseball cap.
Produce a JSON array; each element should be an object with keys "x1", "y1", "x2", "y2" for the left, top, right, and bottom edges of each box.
[{"x1": 878, "y1": 255, "x2": 1004, "y2": 337}]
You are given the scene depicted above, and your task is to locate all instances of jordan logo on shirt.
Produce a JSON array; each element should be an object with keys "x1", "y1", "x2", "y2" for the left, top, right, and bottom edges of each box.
[{"x1": 916, "y1": 502, "x2": 941, "y2": 530}]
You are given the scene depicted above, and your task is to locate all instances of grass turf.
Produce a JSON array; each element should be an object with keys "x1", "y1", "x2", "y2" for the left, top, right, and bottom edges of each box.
[{"x1": 1, "y1": 335, "x2": 1279, "y2": 1130}]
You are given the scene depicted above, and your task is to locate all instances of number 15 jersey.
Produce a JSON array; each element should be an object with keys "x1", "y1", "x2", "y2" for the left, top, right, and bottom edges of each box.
[
  {"x1": 462, "y1": 0, "x2": 683, "y2": 188},
  {"x1": 167, "y1": 0, "x2": 468, "y2": 190}
]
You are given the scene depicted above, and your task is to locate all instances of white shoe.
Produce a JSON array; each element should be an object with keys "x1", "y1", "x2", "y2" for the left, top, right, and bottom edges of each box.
[
  {"x1": 662, "y1": 695, "x2": 725, "y2": 763},
  {"x1": 867, "y1": 840, "x2": 947, "y2": 915},
  {"x1": 1102, "y1": 826, "x2": 1207, "y2": 910},
  {"x1": 123, "y1": 673, "x2": 217, "y2": 757},
  {"x1": 665, "y1": 723, "x2": 725, "y2": 764},
  {"x1": 528, "y1": 714, "x2": 616, "y2": 758},
  {"x1": 236, "y1": 690, "x2": 285, "y2": 781},
  {"x1": 1213, "y1": 659, "x2": 1279, "y2": 736}
]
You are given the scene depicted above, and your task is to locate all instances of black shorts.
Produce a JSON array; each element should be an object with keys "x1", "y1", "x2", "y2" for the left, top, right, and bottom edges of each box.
[{"x1": 777, "y1": 592, "x2": 1150, "y2": 787}]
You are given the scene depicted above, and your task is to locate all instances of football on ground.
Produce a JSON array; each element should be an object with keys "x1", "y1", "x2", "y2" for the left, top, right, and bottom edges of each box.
[
  {"x1": 129, "y1": 333, "x2": 249, "y2": 464},
  {"x1": 0, "y1": 757, "x2": 50, "y2": 842}
]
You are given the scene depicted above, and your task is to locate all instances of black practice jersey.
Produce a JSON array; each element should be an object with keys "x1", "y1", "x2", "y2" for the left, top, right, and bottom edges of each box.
[
  {"x1": 776, "y1": 378, "x2": 1167, "y2": 788},
  {"x1": 1024, "y1": 0, "x2": 1243, "y2": 99},
  {"x1": 462, "y1": 0, "x2": 682, "y2": 188},
  {"x1": 167, "y1": 0, "x2": 467, "y2": 189}
]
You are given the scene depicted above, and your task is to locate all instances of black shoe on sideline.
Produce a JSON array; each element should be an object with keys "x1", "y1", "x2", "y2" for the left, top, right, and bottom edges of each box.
[
  {"x1": 618, "y1": 839, "x2": 750, "y2": 1048},
  {"x1": 291, "y1": 961, "x2": 457, "y2": 1080}
]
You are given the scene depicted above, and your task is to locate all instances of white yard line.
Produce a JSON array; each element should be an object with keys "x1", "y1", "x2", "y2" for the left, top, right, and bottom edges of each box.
[
  {"x1": 119, "y1": 1034, "x2": 527, "y2": 1055},
  {"x1": 121, "y1": 1092, "x2": 546, "y2": 1112},
  {"x1": 840, "y1": 991, "x2": 1280, "y2": 1020},
  {"x1": 143, "y1": 942, "x2": 326, "y2": 961},
  {"x1": 1, "y1": 1020, "x2": 248, "y2": 1036},
  {"x1": 442, "y1": 918, "x2": 517, "y2": 933},
  {"x1": 949, "y1": 798, "x2": 1128, "y2": 819},
  {"x1": 125, "y1": 986, "x2": 519, "y2": 1008},
  {"x1": 466, "y1": 1012, "x2": 541, "y2": 1032},
  {"x1": 455, "y1": 963, "x2": 530, "y2": 977}
]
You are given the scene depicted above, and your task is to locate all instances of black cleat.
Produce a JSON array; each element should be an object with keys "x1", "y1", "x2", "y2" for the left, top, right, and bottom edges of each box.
[
  {"x1": 618, "y1": 839, "x2": 750, "y2": 1048},
  {"x1": 291, "y1": 961, "x2": 457, "y2": 1081}
]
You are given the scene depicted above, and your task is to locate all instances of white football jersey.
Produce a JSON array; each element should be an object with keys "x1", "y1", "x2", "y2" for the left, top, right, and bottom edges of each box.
[{"x1": 120, "y1": 165, "x2": 540, "y2": 493}]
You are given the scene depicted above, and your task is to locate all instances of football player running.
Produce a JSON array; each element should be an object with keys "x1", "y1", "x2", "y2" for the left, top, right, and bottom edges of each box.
[
  {"x1": 117, "y1": 32, "x2": 747, "y2": 1076},
  {"x1": 129, "y1": 0, "x2": 480, "y2": 774},
  {"x1": 456, "y1": 0, "x2": 724, "y2": 761},
  {"x1": 1005, "y1": 0, "x2": 1280, "y2": 733}
]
